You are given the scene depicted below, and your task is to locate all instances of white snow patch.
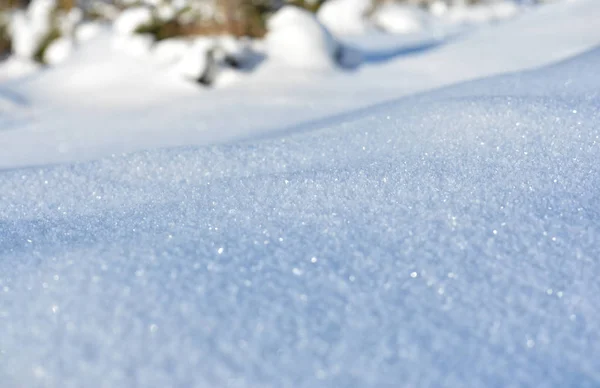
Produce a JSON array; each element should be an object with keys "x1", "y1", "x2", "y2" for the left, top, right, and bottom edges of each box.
[
  {"x1": 0, "y1": 56, "x2": 40, "y2": 82},
  {"x1": 75, "y1": 22, "x2": 104, "y2": 43},
  {"x1": 113, "y1": 6, "x2": 153, "y2": 36},
  {"x1": 317, "y1": 0, "x2": 373, "y2": 36},
  {"x1": 43, "y1": 37, "x2": 73, "y2": 65},
  {"x1": 151, "y1": 38, "x2": 191, "y2": 66},
  {"x1": 173, "y1": 38, "x2": 215, "y2": 80},
  {"x1": 112, "y1": 33, "x2": 154, "y2": 57},
  {"x1": 442, "y1": 1, "x2": 520, "y2": 26},
  {"x1": 371, "y1": 4, "x2": 432, "y2": 34}
]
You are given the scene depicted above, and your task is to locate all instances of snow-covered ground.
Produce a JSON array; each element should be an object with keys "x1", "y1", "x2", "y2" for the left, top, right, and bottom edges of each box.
[{"x1": 1, "y1": 0, "x2": 600, "y2": 387}]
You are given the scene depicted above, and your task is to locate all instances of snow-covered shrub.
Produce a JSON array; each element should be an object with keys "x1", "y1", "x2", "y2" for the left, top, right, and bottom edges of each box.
[
  {"x1": 267, "y1": 5, "x2": 361, "y2": 70},
  {"x1": 108, "y1": 0, "x2": 276, "y2": 42},
  {"x1": 267, "y1": 5, "x2": 337, "y2": 70},
  {"x1": 8, "y1": 0, "x2": 80, "y2": 63},
  {"x1": 285, "y1": 0, "x2": 326, "y2": 13},
  {"x1": 107, "y1": 0, "x2": 268, "y2": 85}
]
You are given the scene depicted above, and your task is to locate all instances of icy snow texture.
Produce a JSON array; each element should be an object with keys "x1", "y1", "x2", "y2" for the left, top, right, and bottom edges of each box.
[
  {"x1": 2, "y1": 40, "x2": 600, "y2": 388},
  {"x1": 267, "y1": 6, "x2": 339, "y2": 71}
]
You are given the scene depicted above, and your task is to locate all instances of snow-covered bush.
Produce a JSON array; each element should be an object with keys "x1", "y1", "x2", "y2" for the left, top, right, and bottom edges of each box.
[
  {"x1": 7, "y1": 0, "x2": 81, "y2": 63},
  {"x1": 108, "y1": 0, "x2": 275, "y2": 42},
  {"x1": 267, "y1": 5, "x2": 337, "y2": 70},
  {"x1": 267, "y1": 5, "x2": 361, "y2": 70}
]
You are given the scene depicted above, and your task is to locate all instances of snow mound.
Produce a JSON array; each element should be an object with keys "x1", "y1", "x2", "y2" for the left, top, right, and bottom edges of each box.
[{"x1": 267, "y1": 6, "x2": 339, "y2": 71}]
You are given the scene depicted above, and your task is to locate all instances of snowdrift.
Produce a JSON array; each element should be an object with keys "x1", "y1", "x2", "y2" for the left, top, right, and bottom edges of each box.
[{"x1": 1, "y1": 38, "x2": 600, "y2": 388}]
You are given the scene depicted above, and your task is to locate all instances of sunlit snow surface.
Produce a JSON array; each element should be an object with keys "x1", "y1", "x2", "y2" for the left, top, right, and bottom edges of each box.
[{"x1": 1, "y1": 44, "x2": 600, "y2": 387}]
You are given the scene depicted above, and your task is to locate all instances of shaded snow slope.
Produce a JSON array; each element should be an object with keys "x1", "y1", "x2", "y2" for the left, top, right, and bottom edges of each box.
[
  {"x1": 2, "y1": 43, "x2": 600, "y2": 387},
  {"x1": 1, "y1": 0, "x2": 600, "y2": 169}
]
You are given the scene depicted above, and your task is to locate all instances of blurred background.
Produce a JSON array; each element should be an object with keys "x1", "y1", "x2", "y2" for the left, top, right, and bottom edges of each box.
[{"x1": 0, "y1": 0, "x2": 557, "y2": 85}]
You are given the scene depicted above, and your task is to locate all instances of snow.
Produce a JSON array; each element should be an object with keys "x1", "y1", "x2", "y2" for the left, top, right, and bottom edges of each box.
[
  {"x1": 0, "y1": 56, "x2": 40, "y2": 82},
  {"x1": 151, "y1": 37, "x2": 191, "y2": 66},
  {"x1": 10, "y1": 6, "x2": 51, "y2": 59},
  {"x1": 2, "y1": 0, "x2": 598, "y2": 169},
  {"x1": 43, "y1": 36, "x2": 73, "y2": 65},
  {"x1": 173, "y1": 38, "x2": 214, "y2": 81},
  {"x1": 371, "y1": 3, "x2": 432, "y2": 34},
  {"x1": 112, "y1": 32, "x2": 154, "y2": 57},
  {"x1": 8, "y1": 0, "x2": 81, "y2": 63},
  {"x1": 317, "y1": 0, "x2": 373, "y2": 36},
  {"x1": 2, "y1": 44, "x2": 600, "y2": 387},
  {"x1": 441, "y1": 1, "x2": 520, "y2": 26},
  {"x1": 1, "y1": 1, "x2": 600, "y2": 386},
  {"x1": 266, "y1": 6, "x2": 339, "y2": 71},
  {"x1": 113, "y1": 6, "x2": 153, "y2": 36},
  {"x1": 75, "y1": 22, "x2": 104, "y2": 43}
]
